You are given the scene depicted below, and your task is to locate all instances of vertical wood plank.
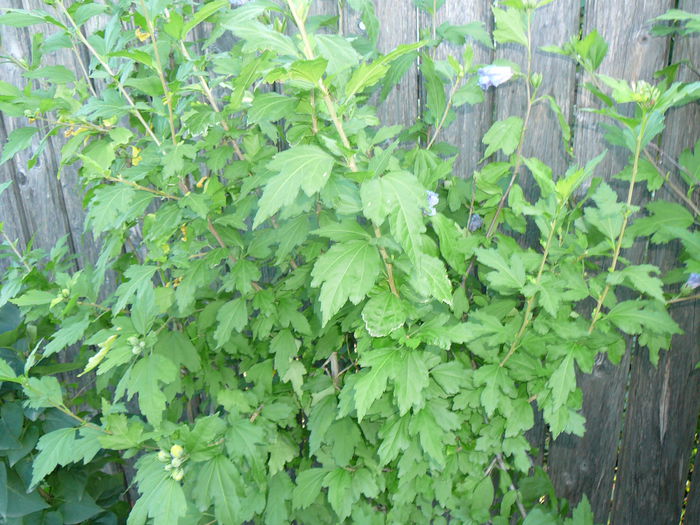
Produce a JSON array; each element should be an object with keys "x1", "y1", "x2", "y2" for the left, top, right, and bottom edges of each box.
[
  {"x1": 487, "y1": 1, "x2": 580, "y2": 467},
  {"x1": 547, "y1": 0, "x2": 676, "y2": 522},
  {"x1": 686, "y1": 448, "x2": 700, "y2": 524},
  {"x1": 0, "y1": 0, "x2": 102, "y2": 269},
  {"x1": 493, "y1": 1, "x2": 579, "y2": 176},
  {"x1": 419, "y1": 2, "x2": 493, "y2": 178},
  {"x1": 342, "y1": 0, "x2": 418, "y2": 128},
  {"x1": 609, "y1": 0, "x2": 700, "y2": 519}
]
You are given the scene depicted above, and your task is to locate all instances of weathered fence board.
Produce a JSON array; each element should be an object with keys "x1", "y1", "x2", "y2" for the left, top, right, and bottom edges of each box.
[
  {"x1": 0, "y1": 0, "x2": 101, "y2": 270},
  {"x1": 421, "y1": 1, "x2": 493, "y2": 178},
  {"x1": 1, "y1": 1, "x2": 699, "y2": 524},
  {"x1": 609, "y1": 0, "x2": 700, "y2": 520},
  {"x1": 546, "y1": 1, "x2": 679, "y2": 522},
  {"x1": 687, "y1": 448, "x2": 700, "y2": 523}
]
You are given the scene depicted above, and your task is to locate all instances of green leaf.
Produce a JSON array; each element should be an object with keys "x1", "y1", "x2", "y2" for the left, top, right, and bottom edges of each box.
[
  {"x1": 377, "y1": 415, "x2": 411, "y2": 465},
  {"x1": 196, "y1": 455, "x2": 243, "y2": 525},
  {"x1": 417, "y1": 254, "x2": 453, "y2": 304},
  {"x1": 323, "y1": 468, "x2": 354, "y2": 520},
  {"x1": 475, "y1": 248, "x2": 526, "y2": 292},
  {"x1": 0, "y1": 127, "x2": 38, "y2": 166},
  {"x1": 78, "y1": 89, "x2": 130, "y2": 120},
  {"x1": 410, "y1": 408, "x2": 445, "y2": 465},
  {"x1": 2, "y1": 464, "x2": 49, "y2": 518},
  {"x1": 584, "y1": 182, "x2": 625, "y2": 241},
  {"x1": 214, "y1": 298, "x2": 248, "y2": 348},
  {"x1": 572, "y1": 495, "x2": 594, "y2": 525},
  {"x1": 315, "y1": 34, "x2": 361, "y2": 75},
  {"x1": 345, "y1": 42, "x2": 426, "y2": 100},
  {"x1": 628, "y1": 200, "x2": 694, "y2": 244},
  {"x1": 155, "y1": 331, "x2": 201, "y2": 372},
  {"x1": 254, "y1": 146, "x2": 335, "y2": 228},
  {"x1": 24, "y1": 376, "x2": 63, "y2": 409},
  {"x1": 113, "y1": 265, "x2": 157, "y2": 313},
  {"x1": 0, "y1": 9, "x2": 55, "y2": 27},
  {"x1": 225, "y1": 20, "x2": 299, "y2": 57},
  {"x1": 547, "y1": 354, "x2": 575, "y2": 410},
  {"x1": 30, "y1": 427, "x2": 101, "y2": 489},
  {"x1": 0, "y1": 357, "x2": 17, "y2": 381},
  {"x1": 473, "y1": 364, "x2": 515, "y2": 417},
  {"x1": 362, "y1": 291, "x2": 407, "y2": 337},
  {"x1": 313, "y1": 219, "x2": 371, "y2": 242},
  {"x1": 44, "y1": 312, "x2": 90, "y2": 357},
  {"x1": 271, "y1": 329, "x2": 298, "y2": 378},
  {"x1": 610, "y1": 264, "x2": 665, "y2": 302},
  {"x1": 11, "y1": 289, "x2": 56, "y2": 306},
  {"x1": 605, "y1": 300, "x2": 682, "y2": 336},
  {"x1": 248, "y1": 92, "x2": 298, "y2": 124},
  {"x1": 125, "y1": 354, "x2": 178, "y2": 426},
  {"x1": 492, "y1": 7, "x2": 528, "y2": 47},
  {"x1": 99, "y1": 414, "x2": 145, "y2": 450},
  {"x1": 129, "y1": 455, "x2": 188, "y2": 525},
  {"x1": 393, "y1": 351, "x2": 429, "y2": 415},
  {"x1": 292, "y1": 468, "x2": 327, "y2": 510},
  {"x1": 310, "y1": 240, "x2": 383, "y2": 325},
  {"x1": 360, "y1": 171, "x2": 426, "y2": 263},
  {"x1": 87, "y1": 184, "x2": 153, "y2": 235},
  {"x1": 430, "y1": 361, "x2": 467, "y2": 395},
  {"x1": 182, "y1": 0, "x2": 229, "y2": 38},
  {"x1": 555, "y1": 151, "x2": 606, "y2": 201},
  {"x1": 482, "y1": 117, "x2": 523, "y2": 159},
  {"x1": 353, "y1": 347, "x2": 400, "y2": 420},
  {"x1": 524, "y1": 158, "x2": 555, "y2": 197},
  {"x1": 24, "y1": 65, "x2": 75, "y2": 84}
]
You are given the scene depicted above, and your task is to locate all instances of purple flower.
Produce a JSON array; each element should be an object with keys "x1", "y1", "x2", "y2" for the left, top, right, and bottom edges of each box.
[
  {"x1": 468, "y1": 213, "x2": 483, "y2": 232},
  {"x1": 685, "y1": 273, "x2": 700, "y2": 290},
  {"x1": 424, "y1": 190, "x2": 439, "y2": 216},
  {"x1": 478, "y1": 65, "x2": 514, "y2": 90}
]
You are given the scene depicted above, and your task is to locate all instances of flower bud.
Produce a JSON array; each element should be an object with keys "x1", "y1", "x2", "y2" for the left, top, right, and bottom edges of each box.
[
  {"x1": 171, "y1": 468, "x2": 185, "y2": 481},
  {"x1": 170, "y1": 444, "x2": 185, "y2": 458},
  {"x1": 157, "y1": 450, "x2": 171, "y2": 463},
  {"x1": 171, "y1": 457, "x2": 185, "y2": 468}
]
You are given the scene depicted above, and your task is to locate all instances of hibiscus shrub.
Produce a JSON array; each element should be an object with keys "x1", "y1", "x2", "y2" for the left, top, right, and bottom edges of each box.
[{"x1": 1, "y1": 1, "x2": 699, "y2": 524}]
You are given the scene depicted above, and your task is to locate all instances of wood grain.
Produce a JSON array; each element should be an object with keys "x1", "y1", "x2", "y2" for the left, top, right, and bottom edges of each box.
[
  {"x1": 1, "y1": 2, "x2": 699, "y2": 521},
  {"x1": 608, "y1": 0, "x2": 700, "y2": 520},
  {"x1": 547, "y1": 1, "x2": 678, "y2": 522}
]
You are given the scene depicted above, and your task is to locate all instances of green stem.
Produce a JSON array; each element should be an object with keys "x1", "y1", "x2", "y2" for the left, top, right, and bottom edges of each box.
[
  {"x1": 2, "y1": 231, "x2": 31, "y2": 272},
  {"x1": 286, "y1": 0, "x2": 399, "y2": 297},
  {"x1": 139, "y1": 0, "x2": 178, "y2": 145},
  {"x1": 500, "y1": 213, "x2": 560, "y2": 367},
  {"x1": 588, "y1": 114, "x2": 648, "y2": 333},
  {"x1": 55, "y1": 0, "x2": 161, "y2": 146},
  {"x1": 427, "y1": 70, "x2": 465, "y2": 149}
]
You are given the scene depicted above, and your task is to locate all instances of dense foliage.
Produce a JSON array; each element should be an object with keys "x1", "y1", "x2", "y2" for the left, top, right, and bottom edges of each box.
[{"x1": 1, "y1": 0, "x2": 699, "y2": 523}]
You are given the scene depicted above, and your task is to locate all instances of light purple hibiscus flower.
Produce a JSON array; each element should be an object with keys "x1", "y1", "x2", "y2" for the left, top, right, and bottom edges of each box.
[
  {"x1": 424, "y1": 190, "x2": 439, "y2": 216},
  {"x1": 685, "y1": 273, "x2": 700, "y2": 290},
  {"x1": 468, "y1": 213, "x2": 483, "y2": 232},
  {"x1": 478, "y1": 65, "x2": 514, "y2": 90}
]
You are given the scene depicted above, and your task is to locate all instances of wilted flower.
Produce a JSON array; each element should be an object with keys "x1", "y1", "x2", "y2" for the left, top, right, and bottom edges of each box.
[
  {"x1": 478, "y1": 65, "x2": 514, "y2": 90},
  {"x1": 424, "y1": 190, "x2": 439, "y2": 216},
  {"x1": 468, "y1": 213, "x2": 483, "y2": 232},
  {"x1": 684, "y1": 273, "x2": 700, "y2": 290}
]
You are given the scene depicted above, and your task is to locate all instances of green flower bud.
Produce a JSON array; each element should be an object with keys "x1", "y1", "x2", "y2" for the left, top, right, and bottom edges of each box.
[
  {"x1": 171, "y1": 468, "x2": 184, "y2": 481},
  {"x1": 157, "y1": 450, "x2": 171, "y2": 463}
]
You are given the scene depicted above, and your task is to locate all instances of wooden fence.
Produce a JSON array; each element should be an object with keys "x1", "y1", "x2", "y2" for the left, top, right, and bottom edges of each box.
[{"x1": 1, "y1": 0, "x2": 699, "y2": 524}]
